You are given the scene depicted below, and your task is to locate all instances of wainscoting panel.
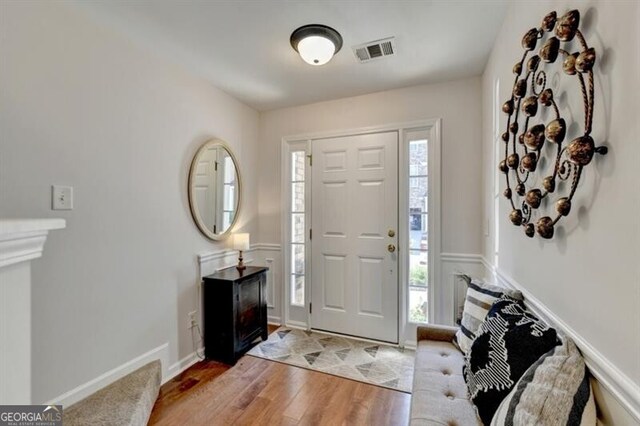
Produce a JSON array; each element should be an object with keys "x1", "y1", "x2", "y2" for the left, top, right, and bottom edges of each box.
[
  {"x1": 483, "y1": 259, "x2": 640, "y2": 425},
  {"x1": 250, "y1": 244, "x2": 282, "y2": 324},
  {"x1": 435, "y1": 253, "x2": 638, "y2": 425},
  {"x1": 437, "y1": 253, "x2": 486, "y2": 326},
  {"x1": 196, "y1": 247, "x2": 637, "y2": 424}
]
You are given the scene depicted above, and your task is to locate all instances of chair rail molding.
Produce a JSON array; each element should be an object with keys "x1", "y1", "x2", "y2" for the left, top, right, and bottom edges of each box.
[
  {"x1": 433, "y1": 251, "x2": 639, "y2": 423},
  {"x1": 440, "y1": 252, "x2": 485, "y2": 264},
  {"x1": 482, "y1": 257, "x2": 640, "y2": 424}
]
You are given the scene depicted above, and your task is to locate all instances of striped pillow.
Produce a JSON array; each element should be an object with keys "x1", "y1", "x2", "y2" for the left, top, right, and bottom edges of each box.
[
  {"x1": 454, "y1": 279, "x2": 522, "y2": 354},
  {"x1": 491, "y1": 337, "x2": 596, "y2": 425}
]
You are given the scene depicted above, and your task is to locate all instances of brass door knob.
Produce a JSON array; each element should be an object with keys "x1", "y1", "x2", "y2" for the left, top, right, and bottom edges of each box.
[{"x1": 387, "y1": 244, "x2": 396, "y2": 253}]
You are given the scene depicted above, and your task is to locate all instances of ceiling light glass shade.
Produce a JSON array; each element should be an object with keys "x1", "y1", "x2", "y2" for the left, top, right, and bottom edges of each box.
[
  {"x1": 290, "y1": 24, "x2": 343, "y2": 66},
  {"x1": 297, "y1": 36, "x2": 336, "y2": 66}
]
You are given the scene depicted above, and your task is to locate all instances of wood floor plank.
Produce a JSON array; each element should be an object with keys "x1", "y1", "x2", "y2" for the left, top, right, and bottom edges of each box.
[
  {"x1": 314, "y1": 377, "x2": 360, "y2": 425},
  {"x1": 188, "y1": 358, "x2": 276, "y2": 425},
  {"x1": 248, "y1": 363, "x2": 309, "y2": 424},
  {"x1": 342, "y1": 382, "x2": 378, "y2": 425},
  {"x1": 367, "y1": 387, "x2": 399, "y2": 425},
  {"x1": 388, "y1": 391, "x2": 412, "y2": 426},
  {"x1": 281, "y1": 369, "x2": 331, "y2": 421},
  {"x1": 150, "y1": 350, "x2": 411, "y2": 426}
]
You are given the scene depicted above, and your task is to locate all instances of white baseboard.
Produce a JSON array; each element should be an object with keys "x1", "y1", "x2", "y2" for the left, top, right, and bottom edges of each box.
[
  {"x1": 46, "y1": 343, "x2": 169, "y2": 407},
  {"x1": 268, "y1": 316, "x2": 282, "y2": 325},
  {"x1": 482, "y1": 257, "x2": 640, "y2": 424},
  {"x1": 403, "y1": 340, "x2": 417, "y2": 350},
  {"x1": 284, "y1": 319, "x2": 308, "y2": 330},
  {"x1": 46, "y1": 344, "x2": 206, "y2": 407},
  {"x1": 165, "y1": 350, "x2": 202, "y2": 383}
]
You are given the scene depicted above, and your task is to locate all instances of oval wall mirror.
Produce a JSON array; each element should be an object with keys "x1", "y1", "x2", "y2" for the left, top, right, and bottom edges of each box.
[{"x1": 188, "y1": 139, "x2": 241, "y2": 240}]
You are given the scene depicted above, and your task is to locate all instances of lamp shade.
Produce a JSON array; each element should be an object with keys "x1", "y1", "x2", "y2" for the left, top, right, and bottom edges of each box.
[
  {"x1": 290, "y1": 24, "x2": 343, "y2": 66},
  {"x1": 233, "y1": 233, "x2": 250, "y2": 251}
]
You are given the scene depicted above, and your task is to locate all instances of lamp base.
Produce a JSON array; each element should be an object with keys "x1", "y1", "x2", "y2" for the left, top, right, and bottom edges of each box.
[{"x1": 236, "y1": 250, "x2": 246, "y2": 271}]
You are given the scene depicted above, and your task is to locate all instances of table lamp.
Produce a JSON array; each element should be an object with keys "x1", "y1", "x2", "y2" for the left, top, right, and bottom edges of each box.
[{"x1": 233, "y1": 233, "x2": 250, "y2": 271}]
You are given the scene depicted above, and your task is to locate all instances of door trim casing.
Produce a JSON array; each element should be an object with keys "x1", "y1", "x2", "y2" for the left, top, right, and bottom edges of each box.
[{"x1": 281, "y1": 119, "x2": 442, "y2": 347}]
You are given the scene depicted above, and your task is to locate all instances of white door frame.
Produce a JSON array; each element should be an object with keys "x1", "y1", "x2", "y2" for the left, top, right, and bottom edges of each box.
[{"x1": 281, "y1": 118, "x2": 442, "y2": 346}]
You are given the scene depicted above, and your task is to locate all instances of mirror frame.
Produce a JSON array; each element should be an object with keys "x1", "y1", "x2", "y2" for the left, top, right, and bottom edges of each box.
[{"x1": 188, "y1": 138, "x2": 242, "y2": 241}]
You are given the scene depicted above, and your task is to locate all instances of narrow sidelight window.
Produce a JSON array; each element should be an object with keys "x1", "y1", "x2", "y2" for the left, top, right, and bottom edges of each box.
[
  {"x1": 408, "y1": 138, "x2": 428, "y2": 323},
  {"x1": 290, "y1": 150, "x2": 306, "y2": 306}
]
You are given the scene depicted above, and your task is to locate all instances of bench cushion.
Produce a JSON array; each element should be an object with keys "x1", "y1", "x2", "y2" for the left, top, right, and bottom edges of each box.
[{"x1": 410, "y1": 339, "x2": 481, "y2": 426}]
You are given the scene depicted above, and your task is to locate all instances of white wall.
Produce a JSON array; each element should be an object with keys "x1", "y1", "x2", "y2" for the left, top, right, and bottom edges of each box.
[
  {"x1": 482, "y1": 0, "x2": 640, "y2": 395},
  {"x1": 258, "y1": 78, "x2": 483, "y2": 324},
  {"x1": 0, "y1": 1, "x2": 260, "y2": 403}
]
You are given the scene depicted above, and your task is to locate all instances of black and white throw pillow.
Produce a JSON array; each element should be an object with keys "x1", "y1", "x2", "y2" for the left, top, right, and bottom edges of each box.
[
  {"x1": 463, "y1": 296, "x2": 559, "y2": 425},
  {"x1": 454, "y1": 279, "x2": 523, "y2": 354}
]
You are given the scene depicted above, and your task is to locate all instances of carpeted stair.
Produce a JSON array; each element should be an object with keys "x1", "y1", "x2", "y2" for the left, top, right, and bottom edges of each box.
[{"x1": 64, "y1": 360, "x2": 161, "y2": 426}]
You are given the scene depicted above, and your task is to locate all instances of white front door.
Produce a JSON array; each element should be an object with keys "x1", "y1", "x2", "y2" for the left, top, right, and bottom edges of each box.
[{"x1": 311, "y1": 132, "x2": 398, "y2": 343}]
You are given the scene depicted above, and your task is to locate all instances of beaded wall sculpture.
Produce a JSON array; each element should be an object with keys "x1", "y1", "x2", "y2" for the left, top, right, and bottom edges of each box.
[{"x1": 500, "y1": 10, "x2": 607, "y2": 239}]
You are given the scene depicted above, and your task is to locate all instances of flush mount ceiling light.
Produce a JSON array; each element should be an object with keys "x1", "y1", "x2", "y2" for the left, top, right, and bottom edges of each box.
[{"x1": 290, "y1": 24, "x2": 343, "y2": 66}]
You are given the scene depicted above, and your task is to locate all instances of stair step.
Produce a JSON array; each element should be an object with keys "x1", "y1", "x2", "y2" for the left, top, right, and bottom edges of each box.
[{"x1": 64, "y1": 360, "x2": 161, "y2": 426}]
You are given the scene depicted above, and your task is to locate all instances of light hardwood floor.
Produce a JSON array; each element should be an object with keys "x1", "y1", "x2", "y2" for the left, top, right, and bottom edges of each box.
[{"x1": 149, "y1": 327, "x2": 411, "y2": 425}]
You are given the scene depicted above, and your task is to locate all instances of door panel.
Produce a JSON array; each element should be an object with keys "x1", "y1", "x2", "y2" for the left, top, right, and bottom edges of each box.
[
  {"x1": 311, "y1": 132, "x2": 398, "y2": 343},
  {"x1": 322, "y1": 182, "x2": 347, "y2": 236},
  {"x1": 358, "y1": 256, "x2": 384, "y2": 316},
  {"x1": 323, "y1": 255, "x2": 347, "y2": 310},
  {"x1": 354, "y1": 180, "x2": 385, "y2": 238}
]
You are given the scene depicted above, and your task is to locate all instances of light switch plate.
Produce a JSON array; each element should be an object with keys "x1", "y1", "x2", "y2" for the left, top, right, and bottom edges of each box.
[{"x1": 52, "y1": 185, "x2": 73, "y2": 210}]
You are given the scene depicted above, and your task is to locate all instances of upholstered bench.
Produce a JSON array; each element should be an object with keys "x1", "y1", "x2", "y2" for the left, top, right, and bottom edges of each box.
[{"x1": 409, "y1": 324, "x2": 481, "y2": 426}]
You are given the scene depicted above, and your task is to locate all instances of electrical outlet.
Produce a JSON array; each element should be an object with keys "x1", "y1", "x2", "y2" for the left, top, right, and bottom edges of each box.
[{"x1": 188, "y1": 311, "x2": 197, "y2": 329}]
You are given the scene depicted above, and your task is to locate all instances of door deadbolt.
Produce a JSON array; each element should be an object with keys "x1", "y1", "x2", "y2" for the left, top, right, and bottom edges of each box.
[
  {"x1": 388, "y1": 229, "x2": 395, "y2": 237},
  {"x1": 387, "y1": 244, "x2": 396, "y2": 253}
]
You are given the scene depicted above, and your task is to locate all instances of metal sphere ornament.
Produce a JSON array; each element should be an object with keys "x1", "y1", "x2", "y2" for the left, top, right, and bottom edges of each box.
[{"x1": 499, "y1": 9, "x2": 607, "y2": 240}]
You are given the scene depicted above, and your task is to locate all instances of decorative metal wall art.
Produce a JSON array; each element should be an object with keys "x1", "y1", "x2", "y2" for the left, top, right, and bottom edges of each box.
[{"x1": 500, "y1": 9, "x2": 607, "y2": 239}]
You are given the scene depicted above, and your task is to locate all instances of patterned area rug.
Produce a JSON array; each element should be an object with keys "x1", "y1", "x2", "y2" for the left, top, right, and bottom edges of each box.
[{"x1": 247, "y1": 327, "x2": 415, "y2": 393}]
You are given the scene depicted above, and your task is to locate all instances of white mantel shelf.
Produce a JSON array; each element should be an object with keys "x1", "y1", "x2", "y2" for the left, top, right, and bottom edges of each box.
[{"x1": 0, "y1": 218, "x2": 66, "y2": 269}]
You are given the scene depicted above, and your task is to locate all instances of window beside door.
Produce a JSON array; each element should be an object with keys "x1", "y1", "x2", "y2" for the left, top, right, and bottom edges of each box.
[
  {"x1": 408, "y1": 138, "x2": 428, "y2": 323},
  {"x1": 493, "y1": 78, "x2": 501, "y2": 266},
  {"x1": 290, "y1": 150, "x2": 306, "y2": 306}
]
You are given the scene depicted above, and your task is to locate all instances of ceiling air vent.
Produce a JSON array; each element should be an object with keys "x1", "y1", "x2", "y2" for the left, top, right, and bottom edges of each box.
[{"x1": 353, "y1": 37, "x2": 396, "y2": 63}]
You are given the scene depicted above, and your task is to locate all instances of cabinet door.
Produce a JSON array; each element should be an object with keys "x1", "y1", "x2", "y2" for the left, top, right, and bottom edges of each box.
[{"x1": 236, "y1": 275, "x2": 262, "y2": 342}]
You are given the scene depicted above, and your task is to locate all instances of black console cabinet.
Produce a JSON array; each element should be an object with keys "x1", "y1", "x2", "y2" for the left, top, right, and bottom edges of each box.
[{"x1": 202, "y1": 266, "x2": 269, "y2": 364}]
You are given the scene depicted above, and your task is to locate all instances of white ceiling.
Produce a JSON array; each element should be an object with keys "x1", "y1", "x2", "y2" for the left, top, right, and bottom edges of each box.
[{"x1": 68, "y1": 1, "x2": 508, "y2": 111}]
